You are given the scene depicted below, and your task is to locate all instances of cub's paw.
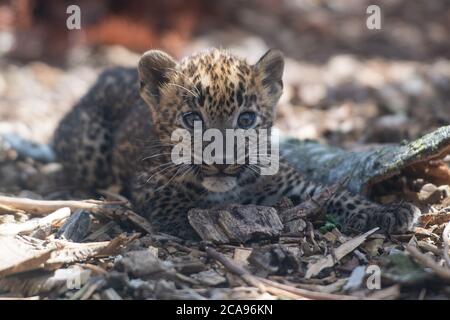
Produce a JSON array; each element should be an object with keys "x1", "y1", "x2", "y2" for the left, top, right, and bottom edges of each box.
[{"x1": 344, "y1": 202, "x2": 421, "y2": 234}]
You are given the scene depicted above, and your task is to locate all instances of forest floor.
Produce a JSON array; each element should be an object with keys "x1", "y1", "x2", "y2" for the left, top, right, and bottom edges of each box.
[
  {"x1": 1, "y1": 0, "x2": 450, "y2": 299},
  {"x1": 1, "y1": 42, "x2": 450, "y2": 300}
]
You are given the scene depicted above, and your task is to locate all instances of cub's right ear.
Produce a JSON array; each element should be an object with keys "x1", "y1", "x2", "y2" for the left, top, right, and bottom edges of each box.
[{"x1": 138, "y1": 50, "x2": 177, "y2": 105}]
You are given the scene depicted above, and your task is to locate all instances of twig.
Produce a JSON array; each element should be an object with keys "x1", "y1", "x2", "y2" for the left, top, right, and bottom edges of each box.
[
  {"x1": 257, "y1": 277, "x2": 360, "y2": 300},
  {"x1": 205, "y1": 246, "x2": 265, "y2": 290},
  {"x1": 167, "y1": 241, "x2": 207, "y2": 257},
  {"x1": 0, "y1": 195, "x2": 124, "y2": 215},
  {"x1": 443, "y1": 222, "x2": 450, "y2": 268},
  {"x1": 45, "y1": 234, "x2": 134, "y2": 268},
  {"x1": 417, "y1": 241, "x2": 442, "y2": 256},
  {"x1": 406, "y1": 245, "x2": 450, "y2": 282},
  {"x1": 205, "y1": 246, "x2": 359, "y2": 300}
]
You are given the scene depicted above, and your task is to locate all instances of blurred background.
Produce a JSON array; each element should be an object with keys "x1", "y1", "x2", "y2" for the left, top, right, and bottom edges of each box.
[{"x1": 0, "y1": 0, "x2": 449, "y2": 148}]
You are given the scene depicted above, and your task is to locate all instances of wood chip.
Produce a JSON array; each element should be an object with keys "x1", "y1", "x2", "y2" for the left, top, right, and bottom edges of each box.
[
  {"x1": 56, "y1": 209, "x2": 91, "y2": 242},
  {"x1": 305, "y1": 228, "x2": 378, "y2": 279},
  {"x1": 0, "y1": 236, "x2": 53, "y2": 277},
  {"x1": 233, "y1": 248, "x2": 252, "y2": 267},
  {"x1": 188, "y1": 204, "x2": 283, "y2": 244}
]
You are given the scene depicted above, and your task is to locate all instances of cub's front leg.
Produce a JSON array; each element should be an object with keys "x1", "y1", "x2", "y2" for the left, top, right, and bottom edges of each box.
[
  {"x1": 129, "y1": 173, "x2": 202, "y2": 239},
  {"x1": 270, "y1": 162, "x2": 421, "y2": 233}
]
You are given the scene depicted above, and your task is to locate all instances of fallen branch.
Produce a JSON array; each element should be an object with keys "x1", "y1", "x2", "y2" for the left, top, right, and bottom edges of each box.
[
  {"x1": 0, "y1": 195, "x2": 123, "y2": 216},
  {"x1": 281, "y1": 126, "x2": 450, "y2": 195},
  {"x1": 0, "y1": 195, "x2": 154, "y2": 234},
  {"x1": 417, "y1": 241, "x2": 443, "y2": 256},
  {"x1": 205, "y1": 246, "x2": 359, "y2": 300},
  {"x1": 406, "y1": 245, "x2": 450, "y2": 282},
  {"x1": 256, "y1": 277, "x2": 360, "y2": 300}
]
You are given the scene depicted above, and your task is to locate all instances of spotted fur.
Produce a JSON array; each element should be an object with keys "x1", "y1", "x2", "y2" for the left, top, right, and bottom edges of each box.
[{"x1": 53, "y1": 48, "x2": 420, "y2": 239}]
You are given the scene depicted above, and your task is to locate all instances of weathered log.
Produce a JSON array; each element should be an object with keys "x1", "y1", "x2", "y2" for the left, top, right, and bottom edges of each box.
[{"x1": 281, "y1": 125, "x2": 450, "y2": 195}]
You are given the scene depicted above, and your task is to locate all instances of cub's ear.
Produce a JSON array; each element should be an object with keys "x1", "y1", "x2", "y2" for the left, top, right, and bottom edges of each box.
[
  {"x1": 138, "y1": 50, "x2": 177, "y2": 105},
  {"x1": 254, "y1": 49, "x2": 284, "y2": 95}
]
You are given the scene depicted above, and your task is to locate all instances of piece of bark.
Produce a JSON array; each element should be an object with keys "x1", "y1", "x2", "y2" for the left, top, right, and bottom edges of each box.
[
  {"x1": 233, "y1": 248, "x2": 252, "y2": 267},
  {"x1": 45, "y1": 234, "x2": 133, "y2": 269},
  {"x1": 248, "y1": 244, "x2": 301, "y2": 277},
  {"x1": 0, "y1": 207, "x2": 71, "y2": 236},
  {"x1": 188, "y1": 204, "x2": 283, "y2": 244},
  {"x1": 83, "y1": 221, "x2": 117, "y2": 242},
  {"x1": 305, "y1": 228, "x2": 379, "y2": 279},
  {"x1": 0, "y1": 269, "x2": 80, "y2": 297},
  {"x1": 0, "y1": 233, "x2": 133, "y2": 276},
  {"x1": 0, "y1": 236, "x2": 53, "y2": 277},
  {"x1": 56, "y1": 209, "x2": 91, "y2": 242},
  {"x1": 281, "y1": 125, "x2": 450, "y2": 195}
]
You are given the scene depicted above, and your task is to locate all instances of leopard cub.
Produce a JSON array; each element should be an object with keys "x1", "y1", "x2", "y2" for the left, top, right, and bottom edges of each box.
[{"x1": 53, "y1": 48, "x2": 420, "y2": 238}]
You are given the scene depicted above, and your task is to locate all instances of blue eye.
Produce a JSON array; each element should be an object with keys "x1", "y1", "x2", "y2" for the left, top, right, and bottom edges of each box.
[
  {"x1": 182, "y1": 112, "x2": 203, "y2": 129},
  {"x1": 237, "y1": 112, "x2": 257, "y2": 129}
]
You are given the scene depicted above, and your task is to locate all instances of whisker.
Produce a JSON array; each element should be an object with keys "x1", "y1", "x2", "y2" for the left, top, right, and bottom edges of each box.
[
  {"x1": 140, "y1": 153, "x2": 174, "y2": 161},
  {"x1": 144, "y1": 162, "x2": 178, "y2": 183},
  {"x1": 166, "y1": 67, "x2": 201, "y2": 96},
  {"x1": 155, "y1": 164, "x2": 190, "y2": 191},
  {"x1": 167, "y1": 83, "x2": 199, "y2": 98}
]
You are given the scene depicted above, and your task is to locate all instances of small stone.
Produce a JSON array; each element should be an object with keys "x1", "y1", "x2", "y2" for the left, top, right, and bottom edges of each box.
[{"x1": 191, "y1": 269, "x2": 226, "y2": 286}]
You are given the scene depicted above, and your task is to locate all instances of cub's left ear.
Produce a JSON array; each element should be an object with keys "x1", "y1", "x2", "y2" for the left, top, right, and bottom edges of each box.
[
  {"x1": 138, "y1": 50, "x2": 177, "y2": 106},
  {"x1": 254, "y1": 49, "x2": 284, "y2": 94}
]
